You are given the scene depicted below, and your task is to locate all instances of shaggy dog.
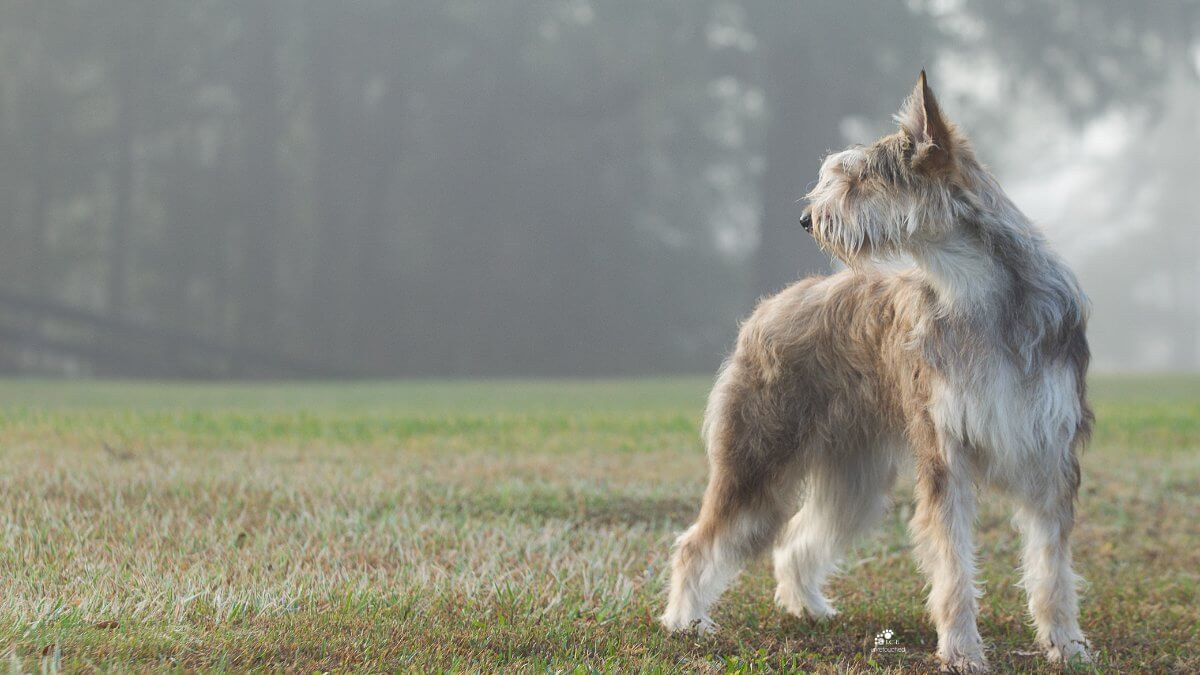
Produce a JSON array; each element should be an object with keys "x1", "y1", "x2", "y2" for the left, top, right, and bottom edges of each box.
[{"x1": 661, "y1": 72, "x2": 1091, "y2": 672}]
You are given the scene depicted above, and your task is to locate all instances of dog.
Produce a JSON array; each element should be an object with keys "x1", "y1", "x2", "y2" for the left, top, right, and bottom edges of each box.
[{"x1": 661, "y1": 71, "x2": 1092, "y2": 672}]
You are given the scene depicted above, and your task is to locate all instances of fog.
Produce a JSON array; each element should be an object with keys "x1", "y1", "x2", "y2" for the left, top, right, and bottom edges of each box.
[{"x1": 0, "y1": 1, "x2": 1195, "y2": 377}]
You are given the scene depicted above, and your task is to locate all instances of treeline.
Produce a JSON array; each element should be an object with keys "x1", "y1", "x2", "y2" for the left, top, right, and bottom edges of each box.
[{"x1": 0, "y1": 1, "x2": 1189, "y2": 376}]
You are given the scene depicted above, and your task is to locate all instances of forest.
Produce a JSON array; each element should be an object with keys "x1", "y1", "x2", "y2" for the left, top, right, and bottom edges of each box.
[{"x1": 0, "y1": 1, "x2": 1194, "y2": 376}]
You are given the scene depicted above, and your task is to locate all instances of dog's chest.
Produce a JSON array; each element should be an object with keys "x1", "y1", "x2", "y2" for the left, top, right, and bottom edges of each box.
[{"x1": 929, "y1": 359, "x2": 1081, "y2": 465}]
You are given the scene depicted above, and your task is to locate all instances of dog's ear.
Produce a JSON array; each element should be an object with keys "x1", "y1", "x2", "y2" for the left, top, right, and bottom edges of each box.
[{"x1": 897, "y1": 70, "x2": 954, "y2": 170}]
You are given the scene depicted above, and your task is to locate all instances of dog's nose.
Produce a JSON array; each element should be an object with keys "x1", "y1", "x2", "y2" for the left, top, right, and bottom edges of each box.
[{"x1": 799, "y1": 210, "x2": 813, "y2": 233}]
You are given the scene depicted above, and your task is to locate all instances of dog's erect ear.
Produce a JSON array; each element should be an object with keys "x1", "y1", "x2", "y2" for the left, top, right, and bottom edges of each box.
[{"x1": 898, "y1": 70, "x2": 954, "y2": 169}]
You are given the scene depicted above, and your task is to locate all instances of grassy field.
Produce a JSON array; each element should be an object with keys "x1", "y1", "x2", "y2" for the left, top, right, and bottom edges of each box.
[{"x1": 0, "y1": 375, "x2": 1197, "y2": 672}]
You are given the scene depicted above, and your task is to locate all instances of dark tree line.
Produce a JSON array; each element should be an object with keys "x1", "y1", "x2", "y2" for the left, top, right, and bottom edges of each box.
[{"x1": 0, "y1": 1, "x2": 1192, "y2": 376}]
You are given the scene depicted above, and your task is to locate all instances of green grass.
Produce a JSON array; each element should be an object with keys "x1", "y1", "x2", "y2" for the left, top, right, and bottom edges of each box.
[{"x1": 0, "y1": 375, "x2": 1196, "y2": 672}]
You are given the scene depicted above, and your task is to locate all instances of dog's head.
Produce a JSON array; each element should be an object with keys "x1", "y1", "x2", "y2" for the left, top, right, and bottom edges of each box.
[{"x1": 802, "y1": 71, "x2": 977, "y2": 265}]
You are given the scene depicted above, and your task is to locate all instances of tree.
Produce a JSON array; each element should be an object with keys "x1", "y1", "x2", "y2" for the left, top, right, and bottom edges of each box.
[
  {"x1": 235, "y1": 0, "x2": 284, "y2": 360},
  {"x1": 746, "y1": 2, "x2": 941, "y2": 295}
]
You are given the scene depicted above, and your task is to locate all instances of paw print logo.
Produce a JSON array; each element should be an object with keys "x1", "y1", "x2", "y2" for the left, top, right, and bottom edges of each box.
[{"x1": 872, "y1": 627, "x2": 906, "y2": 654}]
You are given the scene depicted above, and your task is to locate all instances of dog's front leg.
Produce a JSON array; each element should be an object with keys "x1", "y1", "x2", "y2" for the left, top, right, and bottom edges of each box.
[
  {"x1": 910, "y1": 443, "x2": 987, "y2": 672},
  {"x1": 1011, "y1": 451, "x2": 1090, "y2": 665}
]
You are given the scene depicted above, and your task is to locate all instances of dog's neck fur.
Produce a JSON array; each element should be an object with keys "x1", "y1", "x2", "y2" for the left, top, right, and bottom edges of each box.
[
  {"x1": 907, "y1": 165, "x2": 1009, "y2": 310},
  {"x1": 908, "y1": 168, "x2": 1088, "y2": 373},
  {"x1": 912, "y1": 230, "x2": 1005, "y2": 312}
]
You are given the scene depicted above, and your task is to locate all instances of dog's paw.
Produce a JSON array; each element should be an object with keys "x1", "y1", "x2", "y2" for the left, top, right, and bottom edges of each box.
[
  {"x1": 1046, "y1": 638, "x2": 1092, "y2": 666},
  {"x1": 660, "y1": 612, "x2": 716, "y2": 636},
  {"x1": 805, "y1": 604, "x2": 838, "y2": 622},
  {"x1": 939, "y1": 654, "x2": 989, "y2": 674},
  {"x1": 774, "y1": 584, "x2": 838, "y2": 622}
]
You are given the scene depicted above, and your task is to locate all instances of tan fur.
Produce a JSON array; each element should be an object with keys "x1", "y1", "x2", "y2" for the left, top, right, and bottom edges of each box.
[{"x1": 662, "y1": 72, "x2": 1092, "y2": 673}]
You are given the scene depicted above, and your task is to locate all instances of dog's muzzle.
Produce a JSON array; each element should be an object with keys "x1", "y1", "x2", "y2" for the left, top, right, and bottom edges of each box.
[{"x1": 799, "y1": 210, "x2": 813, "y2": 233}]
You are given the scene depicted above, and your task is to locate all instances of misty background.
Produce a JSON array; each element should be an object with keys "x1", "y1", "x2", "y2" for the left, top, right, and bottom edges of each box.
[{"x1": 0, "y1": 1, "x2": 1196, "y2": 378}]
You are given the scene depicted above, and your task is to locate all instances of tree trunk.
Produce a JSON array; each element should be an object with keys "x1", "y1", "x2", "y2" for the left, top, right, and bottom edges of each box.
[
  {"x1": 306, "y1": 2, "x2": 356, "y2": 368},
  {"x1": 236, "y1": 0, "x2": 283, "y2": 364},
  {"x1": 753, "y1": 19, "x2": 844, "y2": 296},
  {"x1": 27, "y1": 81, "x2": 53, "y2": 300},
  {"x1": 109, "y1": 50, "x2": 137, "y2": 319},
  {"x1": 353, "y1": 80, "x2": 407, "y2": 367}
]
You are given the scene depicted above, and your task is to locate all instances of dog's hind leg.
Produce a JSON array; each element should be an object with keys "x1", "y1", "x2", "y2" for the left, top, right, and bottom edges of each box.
[
  {"x1": 660, "y1": 464, "x2": 791, "y2": 634},
  {"x1": 661, "y1": 366, "x2": 795, "y2": 634},
  {"x1": 773, "y1": 446, "x2": 896, "y2": 620}
]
